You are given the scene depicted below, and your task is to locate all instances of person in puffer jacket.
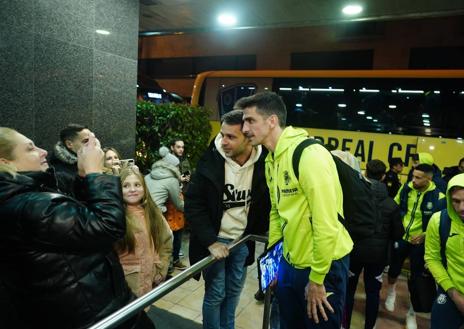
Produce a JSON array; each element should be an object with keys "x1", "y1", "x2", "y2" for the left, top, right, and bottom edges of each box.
[
  {"x1": 0, "y1": 127, "x2": 155, "y2": 329},
  {"x1": 145, "y1": 146, "x2": 186, "y2": 269},
  {"x1": 344, "y1": 159, "x2": 403, "y2": 329}
]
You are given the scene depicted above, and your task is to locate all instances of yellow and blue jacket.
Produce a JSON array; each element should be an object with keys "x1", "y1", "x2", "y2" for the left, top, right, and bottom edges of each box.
[
  {"x1": 425, "y1": 174, "x2": 464, "y2": 293},
  {"x1": 394, "y1": 181, "x2": 445, "y2": 242},
  {"x1": 266, "y1": 127, "x2": 353, "y2": 285}
]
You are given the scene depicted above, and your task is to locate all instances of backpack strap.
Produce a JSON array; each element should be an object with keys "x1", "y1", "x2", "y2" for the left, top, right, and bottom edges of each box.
[
  {"x1": 292, "y1": 139, "x2": 321, "y2": 180},
  {"x1": 439, "y1": 209, "x2": 451, "y2": 269},
  {"x1": 291, "y1": 139, "x2": 348, "y2": 230},
  {"x1": 399, "y1": 184, "x2": 411, "y2": 218}
]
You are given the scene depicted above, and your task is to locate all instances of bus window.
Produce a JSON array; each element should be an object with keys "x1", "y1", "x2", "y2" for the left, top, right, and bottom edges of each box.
[
  {"x1": 218, "y1": 84, "x2": 257, "y2": 117},
  {"x1": 274, "y1": 77, "x2": 464, "y2": 138}
]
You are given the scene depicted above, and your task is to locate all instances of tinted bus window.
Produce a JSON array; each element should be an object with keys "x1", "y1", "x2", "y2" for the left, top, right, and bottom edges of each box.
[{"x1": 274, "y1": 78, "x2": 464, "y2": 138}]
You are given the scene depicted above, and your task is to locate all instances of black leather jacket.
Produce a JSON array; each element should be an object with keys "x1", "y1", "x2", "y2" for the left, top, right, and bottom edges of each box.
[{"x1": 0, "y1": 170, "x2": 134, "y2": 329}]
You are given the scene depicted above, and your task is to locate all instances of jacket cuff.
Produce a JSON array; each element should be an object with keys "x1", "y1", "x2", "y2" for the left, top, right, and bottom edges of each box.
[
  {"x1": 442, "y1": 278, "x2": 455, "y2": 292},
  {"x1": 309, "y1": 271, "x2": 326, "y2": 285}
]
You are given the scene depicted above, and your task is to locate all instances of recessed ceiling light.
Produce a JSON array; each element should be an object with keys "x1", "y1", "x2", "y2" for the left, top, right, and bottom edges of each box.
[
  {"x1": 96, "y1": 29, "x2": 110, "y2": 35},
  {"x1": 217, "y1": 13, "x2": 237, "y2": 26},
  {"x1": 357, "y1": 111, "x2": 365, "y2": 115},
  {"x1": 342, "y1": 4, "x2": 363, "y2": 16}
]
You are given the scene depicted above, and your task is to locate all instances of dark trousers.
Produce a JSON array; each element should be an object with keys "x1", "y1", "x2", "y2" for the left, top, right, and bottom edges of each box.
[
  {"x1": 387, "y1": 239, "x2": 425, "y2": 312},
  {"x1": 275, "y1": 256, "x2": 349, "y2": 329},
  {"x1": 431, "y1": 287, "x2": 464, "y2": 329},
  {"x1": 344, "y1": 261, "x2": 385, "y2": 329},
  {"x1": 388, "y1": 239, "x2": 425, "y2": 281},
  {"x1": 172, "y1": 229, "x2": 183, "y2": 262}
]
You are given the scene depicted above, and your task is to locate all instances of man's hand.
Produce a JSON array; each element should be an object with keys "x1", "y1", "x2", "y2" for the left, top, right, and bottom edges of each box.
[
  {"x1": 448, "y1": 288, "x2": 464, "y2": 315},
  {"x1": 305, "y1": 280, "x2": 334, "y2": 323},
  {"x1": 208, "y1": 242, "x2": 229, "y2": 260},
  {"x1": 410, "y1": 233, "x2": 425, "y2": 245},
  {"x1": 77, "y1": 133, "x2": 103, "y2": 176}
]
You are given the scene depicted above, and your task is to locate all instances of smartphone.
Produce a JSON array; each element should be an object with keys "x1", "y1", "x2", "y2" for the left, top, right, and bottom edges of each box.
[
  {"x1": 258, "y1": 240, "x2": 283, "y2": 291},
  {"x1": 120, "y1": 159, "x2": 135, "y2": 167}
]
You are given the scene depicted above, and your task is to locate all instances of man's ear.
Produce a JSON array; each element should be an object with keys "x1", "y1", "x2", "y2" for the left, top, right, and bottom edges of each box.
[
  {"x1": 64, "y1": 139, "x2": 73, "y2": 150},
  {"x1": 268, "y1": 114, "x2": 278, "y2": 128}
]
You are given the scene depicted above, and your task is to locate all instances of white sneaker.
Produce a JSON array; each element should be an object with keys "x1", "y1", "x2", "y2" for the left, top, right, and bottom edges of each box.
[
  {"x1": 406, "y1": 311, "x2": 417, "y2": 329},
  {"x1": 385, "y1": 290, "x2": 396, "y2": 312}
]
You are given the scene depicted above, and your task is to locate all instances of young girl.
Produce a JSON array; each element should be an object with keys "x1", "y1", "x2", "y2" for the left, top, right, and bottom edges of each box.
[{"x1": 116, "y1": 167, "x2": 173, "y2": 297}]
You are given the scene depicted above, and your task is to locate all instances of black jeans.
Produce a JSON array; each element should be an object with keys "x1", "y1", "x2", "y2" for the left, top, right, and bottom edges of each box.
[
  {"x1": 344, "y1": 260, "x2": 385, "y2": 329},
  {"x1": 172, "y1": 229, "x2": 183, "y2": 262}
]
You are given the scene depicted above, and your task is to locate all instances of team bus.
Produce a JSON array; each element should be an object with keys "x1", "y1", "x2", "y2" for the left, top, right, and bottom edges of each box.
[{"x1": 191, "y1": 70, "x2": 464, "y2": 171}]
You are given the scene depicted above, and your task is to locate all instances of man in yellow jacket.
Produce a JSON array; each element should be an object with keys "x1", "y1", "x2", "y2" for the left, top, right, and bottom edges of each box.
[
  {"x1": 425, "y1": 173, "x2": 464, "y2": 329},
  {"x1": 385, "y1": 163, "x2": 446, "y2": 329},
  {"x1": 238, "y1": 92, "x2": 353, "y2": 329}
]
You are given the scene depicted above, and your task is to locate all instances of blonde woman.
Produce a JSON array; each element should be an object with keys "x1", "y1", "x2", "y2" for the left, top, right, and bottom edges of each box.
[
  {"x1": 0, "y1": 127, "x2": 155, "y2": 329},
  {"x1": 103, "y1": 147, "x2": 122, "y2": 175},
  {"x1": 116, "y1": 167, "x2": 173, "y2": 297}
]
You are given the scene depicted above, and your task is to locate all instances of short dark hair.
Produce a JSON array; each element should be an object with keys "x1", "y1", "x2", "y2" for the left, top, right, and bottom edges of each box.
[
  {"x1": 234, "y1": 92, "x2": 287, "y2": 128},
  {"x1": 414, "y1": 163, "x2": 434, "y2": 176},
  {"x1": 459, "y1": 157, "x2": 464, "y2": 165},
  {"x1": 366, "y1": 159, "x2": 387, "y2": 181},
  {"x1": 170, "y1": 138, "x2": 184, "y2": 147},
  {"x1": 389, "y1": 157, "x2": 404, "y2": 168},
  {"x1": 59, "y1": 124, "x2": 87, "y2": 144},
  {"x1": 450, "y1": 185, "x2": 464, "y2": 195},
  {"x1": 221, "y1": 109, "x2": 244, "y2": 126}
]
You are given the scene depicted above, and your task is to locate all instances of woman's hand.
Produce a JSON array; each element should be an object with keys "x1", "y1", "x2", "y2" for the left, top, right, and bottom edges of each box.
[{"x1": 78, "y1": 134, "x2": 104, "y2": 176}]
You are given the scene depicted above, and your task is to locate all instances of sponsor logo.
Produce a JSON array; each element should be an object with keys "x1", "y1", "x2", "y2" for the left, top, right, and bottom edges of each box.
[
  {"x1": 281, "y1": 187, "x2": 298, "y2": 195},
  {"x1": 426, "y1": 201, "x2": 433, "y2": 210}
]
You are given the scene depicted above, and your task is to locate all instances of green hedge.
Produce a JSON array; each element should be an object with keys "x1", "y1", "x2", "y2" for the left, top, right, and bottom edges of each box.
[{"x1": 136, "y1": 101, "x2": 212, "y2": 173}]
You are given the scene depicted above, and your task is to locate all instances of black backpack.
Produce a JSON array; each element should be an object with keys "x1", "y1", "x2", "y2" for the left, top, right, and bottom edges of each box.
[{"x1": 292, "y1": 139, "x2": 381, "y2": 242}]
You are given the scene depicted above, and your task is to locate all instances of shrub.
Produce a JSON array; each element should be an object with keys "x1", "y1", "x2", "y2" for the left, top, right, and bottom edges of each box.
[{"x1": 136, "y1": 101, "x2": 212, "y2": 173}]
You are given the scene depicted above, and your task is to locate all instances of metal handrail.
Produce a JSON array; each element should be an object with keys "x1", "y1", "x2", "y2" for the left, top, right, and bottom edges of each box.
[{"x1": 89, "y1": 234, "x2": 268, "y2": 329}]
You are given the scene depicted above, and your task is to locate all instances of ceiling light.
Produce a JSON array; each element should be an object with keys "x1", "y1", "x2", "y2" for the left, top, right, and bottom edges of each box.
[
  {"x1": 434, "y1": 90, "x2": 440, "y2": 94},
  {"x1": 342, "y1": 4, "x2": 363, "y2": 15},
  {"x1": 338, "y1": 104, "x2": 347, "y2": 108},
  {"x1": 96, "y1": 29, "x2": 110, "y2": 35},
  {"x1": 357, "y1": 111, "x2": 365, "y2": 115},
  {"x1": 279, "y1": 87, "x2": 292, "y2": 91},
  {"x1": 373, "y1": 119, "x2": 378, "y2": 122},
  {"x1": 366, "y1": 116, "x2": 373, "y2": 120},
  {"x1": 422, "y1": 113, "x2": 430, "y2": 118},
  {"x1": 359, "y1": 88, "x2": 379, "y2": 93},
  {"x1": 310, "y1": 87, "x2": 344, "y2": 92},
  {"x1": 296, "y1": 103, "x2": 303, "y2": 107},
  {"x1": 398, "y1": 88, "x2": 424, "y2": 94},
  {"x1": 424, "y1": 123, "x2": 431, "y2": 126},
  {"x1": 388, "y1": 105, "x2": 397, "y2": 109},
  {"x1": 217, "y1": 13, "x2": 237, "y2": 26}
]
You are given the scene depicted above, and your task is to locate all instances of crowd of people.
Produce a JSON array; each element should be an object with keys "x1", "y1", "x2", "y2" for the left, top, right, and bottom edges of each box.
[{"x1": 1, "y1": 93, "x2": 463, "y2": 329}]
